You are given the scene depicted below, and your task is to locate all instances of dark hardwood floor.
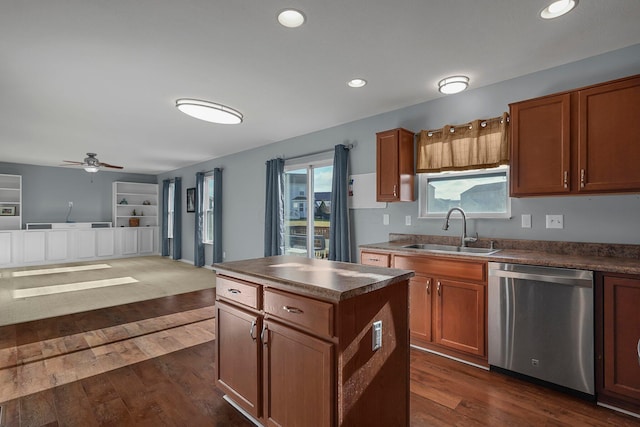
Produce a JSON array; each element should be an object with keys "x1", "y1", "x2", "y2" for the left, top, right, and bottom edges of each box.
[{"x1": 0, "y1": 288, "x2": 638, "y2": 426}]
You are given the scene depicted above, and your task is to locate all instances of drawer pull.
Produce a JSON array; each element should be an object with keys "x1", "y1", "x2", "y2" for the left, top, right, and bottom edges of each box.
[
  {"x1": 368, "y1": 258, "x2": 379, "y2": 262},
  {"x1": 227, "y1": 288, "x2": 242, "y2": 294},
  {"x1": 250, "y1": 320, "x2": 257, "y2": 340},
  {"x1": 283, "y1": 305, "x2": 303, "y2": 314}
]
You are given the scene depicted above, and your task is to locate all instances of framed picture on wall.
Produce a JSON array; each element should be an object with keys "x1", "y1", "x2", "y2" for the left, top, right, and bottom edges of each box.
[
  {"x1": 186, "y1": 187, "x2": 195, "y2": 213},
  {"x1": 0, "y1": 206, "x2": 15, "y2": 216}
]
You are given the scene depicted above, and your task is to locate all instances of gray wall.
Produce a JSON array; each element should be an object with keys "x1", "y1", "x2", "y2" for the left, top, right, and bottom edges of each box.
[
  {"x1": 0, "y1": 162, "x2": 156, "y2": 225},
  {"x1": 160, "y1": 44, "x2": 640, "y2": 263}
]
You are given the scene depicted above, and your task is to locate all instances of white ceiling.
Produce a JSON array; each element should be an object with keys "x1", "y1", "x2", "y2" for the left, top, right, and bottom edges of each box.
[{"x1": 1, "y1": 1, "x2": 639, "y2": 174}]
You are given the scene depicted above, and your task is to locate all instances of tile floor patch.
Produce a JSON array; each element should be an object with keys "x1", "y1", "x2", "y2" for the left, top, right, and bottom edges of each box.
[
  {"x1": 11, "y1": 263, "x2": 112, "y2": 277},
  {"x1": 13, "y1": 277, "x2": 139, "y2": 299}
]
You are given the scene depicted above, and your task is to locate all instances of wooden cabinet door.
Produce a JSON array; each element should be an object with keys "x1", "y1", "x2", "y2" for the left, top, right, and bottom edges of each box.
[
  {"x1": 263, "y1": 320, "x2": 333, "y2": 427},
  {"x1": 409, "y1": 276, "x2": 432, "y2": 344},
  {"x1": 578, "y1": 76, "x2": 640, "y2": 193},
  {"x1": 216, "y1": 301, "x2": 262, "y2": 419},
  {"x1": 510, "y1": 93, "x2": 571, "y2": 196},
  {"x1": 603, "y1": 276, "x2": 640, "y2": 402},
  {"x1": 376, "y1": 129, "x2": 400, "y2": 202},
  {"x1": 434, "y1": 278, "x2": 485, "y2": 357},
  {"x1": 376, "y1": 128, "x2": 415, "y2": 202}
]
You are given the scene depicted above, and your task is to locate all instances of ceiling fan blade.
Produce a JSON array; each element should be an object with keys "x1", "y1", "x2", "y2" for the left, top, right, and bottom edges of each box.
[
  {"x1": 99, "y1": 162, "x2": 124, "y2": 169},
  {"x1": 62, "y1": 160, "x2": 84, "y2": 165}
]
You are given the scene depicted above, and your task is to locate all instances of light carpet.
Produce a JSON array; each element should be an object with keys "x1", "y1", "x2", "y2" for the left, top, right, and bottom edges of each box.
[{"x1": 0, "y1": 256, "x2": 216, "y2": 326}]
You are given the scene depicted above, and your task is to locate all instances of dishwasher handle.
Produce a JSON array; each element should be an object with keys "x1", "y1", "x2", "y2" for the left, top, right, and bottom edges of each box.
[{"x1": 489, "y1": 263, "x2": 593, "y2": 288}]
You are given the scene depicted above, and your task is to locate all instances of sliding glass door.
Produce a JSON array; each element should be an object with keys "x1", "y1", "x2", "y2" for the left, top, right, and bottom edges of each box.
[{"x1": 284, "y1": 159, "x2": 333, "y2": 259}]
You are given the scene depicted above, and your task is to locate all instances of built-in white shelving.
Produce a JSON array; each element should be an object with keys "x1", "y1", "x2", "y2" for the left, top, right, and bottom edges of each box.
[
  {"x1": 0, "y1": 174, "x2": 22, "y2": 230},
  {"x1": 112, "y1": 181, "x2": 158, "y2": 228}
]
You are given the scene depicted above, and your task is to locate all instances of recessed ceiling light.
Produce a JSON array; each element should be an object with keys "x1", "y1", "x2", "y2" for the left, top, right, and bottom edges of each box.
[
  {"x1": 540, "y1": 0, "x2": 577, "y2": 19},
  {"x1": 348, "y1": 78, "x2": 367, "y2": 88},
  {"x1": 277, "y1": 9, "x2": 306, "y2": 28},
  {"x1": 175, "y1": 99, "x2": 243, "y2": 125},
  {"x1": 437, "y1": 76, "x2": 470, "y2": 95}
]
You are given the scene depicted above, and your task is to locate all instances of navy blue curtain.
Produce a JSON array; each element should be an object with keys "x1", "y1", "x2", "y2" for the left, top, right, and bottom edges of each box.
[
  {"x1": 194, "y1": 172, "x2": 205, "y2": 267},
  {"x1": 161, "y1": 179, "x2": 170, "y2": 256},
  {"x1": 328, "y1": 144, "x2": 351, "y2": 262},
  {"x1": 213, "y1": 168, "x2": 223, "y2": 264},
  {"x1": 264, "y1": 158, "x2": 285, "y2": 256},
  {"x1": 173, "y1": 177, "x2": 182, "y2": 260}
]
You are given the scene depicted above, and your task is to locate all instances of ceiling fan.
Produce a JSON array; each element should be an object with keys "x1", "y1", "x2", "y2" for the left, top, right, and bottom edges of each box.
[{"x1": 62, "y1": 153, "x2": 123, "y2": 173}]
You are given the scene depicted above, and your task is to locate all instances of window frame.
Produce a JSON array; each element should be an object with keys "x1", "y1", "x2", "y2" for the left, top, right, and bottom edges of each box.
[
  {"x1": 167, "y1": 181, "x2": 175, "y2": 239},
  {"x1": 418, "y1": 166, "x2": 511, "y2": 219},
  {"x1": 202, "y1": 174, "x2": 214, "y2": 245}
]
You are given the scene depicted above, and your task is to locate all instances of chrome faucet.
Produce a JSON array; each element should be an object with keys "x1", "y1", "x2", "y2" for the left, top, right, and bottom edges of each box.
[{"x1": 442, "y1": 207, "x2": 478, "y2": 247}]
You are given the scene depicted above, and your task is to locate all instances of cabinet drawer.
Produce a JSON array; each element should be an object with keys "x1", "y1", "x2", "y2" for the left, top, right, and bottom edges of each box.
[
  {"x1": 217, "y1": 276, "x2": 261, "y2": 309},
  {"x1": 394, "y1": 255, "x2": 486, "y2": 283},
  {"x1": 360, "y1": 251, "x2": 390, "y2": 267},
  {"x1": 264, "y1": 289, "x2": 334, "y2": 337}
]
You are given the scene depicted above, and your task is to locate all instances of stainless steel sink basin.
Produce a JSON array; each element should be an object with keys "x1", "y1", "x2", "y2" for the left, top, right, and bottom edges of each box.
[{"x1": 401, "y1": 243, "x2": 500, "y2": 255}]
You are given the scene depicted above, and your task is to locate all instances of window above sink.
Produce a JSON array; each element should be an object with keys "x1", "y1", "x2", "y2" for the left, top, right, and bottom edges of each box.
[{"x1": 418, "y1": 166, "x2": 511, "y2": 219}]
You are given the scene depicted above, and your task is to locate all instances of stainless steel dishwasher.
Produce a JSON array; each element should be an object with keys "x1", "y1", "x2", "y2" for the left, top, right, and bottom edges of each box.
[{"x1": 488, "y1": 262, "x2": 594, "y2": 397}]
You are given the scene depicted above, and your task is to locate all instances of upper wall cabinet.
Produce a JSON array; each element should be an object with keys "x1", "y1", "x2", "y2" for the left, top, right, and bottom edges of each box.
[
  {"x1": 376, "y1": 128, "x2": 415, "y2": 202},
  {"x1": 510, "y1": 74, "x2": 640, "y2": 197},
  {"x1": 0, "y1": 174, "x2": 22, "y2": 230}
]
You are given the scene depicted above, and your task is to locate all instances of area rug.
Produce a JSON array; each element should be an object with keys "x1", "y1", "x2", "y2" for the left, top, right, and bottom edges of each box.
[{"x1": 0, "y1": 256, "x2": 216, "y2": 326}]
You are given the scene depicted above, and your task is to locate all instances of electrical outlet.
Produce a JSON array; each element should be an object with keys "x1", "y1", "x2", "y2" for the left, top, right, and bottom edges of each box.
[
  {"x1": 222, "y1": 251, "x2": 226, "y2": 259},
  {"x1": 521, "y1": 214, "x2": 531, "y2": 228},
  {"x1": 545, "y1": 214, "x2": 564, "y2": 229},
  {"x1": 68, "y1": 201, "x2": 73, "y2": 207},
  {"x1": 405, "y1": 215, "x2": 411, "y2": 226},
  {"x1": 383, "y1": 214, "x2": 389, "y2": 225},
  {"x1": 372, "y1": 320, "x2": 382, "y2": 351}
]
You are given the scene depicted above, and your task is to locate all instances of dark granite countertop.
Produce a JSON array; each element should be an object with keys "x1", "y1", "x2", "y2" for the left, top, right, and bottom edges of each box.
[
  {"x1": 360, "y1": 234, "x2": 640, "y2": 275},
  {"x1": 213, "y1": 255, "x2": 414, "y2": 302}
]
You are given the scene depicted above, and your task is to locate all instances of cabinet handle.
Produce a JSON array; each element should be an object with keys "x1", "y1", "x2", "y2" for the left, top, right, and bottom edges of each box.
[
  {"x1": 426, "y1": 280, "x2": 430, "y2": 295},
  {"x1": 368, "y1": 258, "x2": 379, "y2": 262},
  {"x1": 261, "y1": 324, "x2": 268, "y2": 345},
  {"x1": 580, "y1": 169, "x2": 585, "y2": 188},
  {"x1": 283, "y1": 305, "x2": 303, "y2": 314},
  {"x1": 227, "y1": 288, "x2": 241, "y2": 294},
  {"x1": 437, "y1": 281, "x2": 441, "y2": 296},
  {"x1": 637, "y1": 338, "x2": 639, "y2": 367},
  {"x1": 250, "y1": 320, "x2": 257, "y2": 341},
  {"x1": 393, "y1": 185, "x2": 397, "y2": 197},
  {"x1": 563, "y1": 171, "x2": 568, "y2": 189}
]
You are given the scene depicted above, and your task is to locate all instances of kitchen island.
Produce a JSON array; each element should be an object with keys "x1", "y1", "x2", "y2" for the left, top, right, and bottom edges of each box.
[{"x1": 213, "y1": 255, "x2": 414, "y2": 427}]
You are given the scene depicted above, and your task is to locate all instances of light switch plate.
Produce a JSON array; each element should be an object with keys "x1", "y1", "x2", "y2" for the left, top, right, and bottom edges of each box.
[
  {"x1": 546, "y1": 214, "x2": 564, "y2": 229},
  {"x1": 405, "y1": 215, "x2": 411, "y2": 226},
  {"x1": 372, "y1": 320, "x2": 382, "y2": 351},
  {"x1": 521, "y1": 214, "x2": 532, "y2": 228},
  {"x1": 383, "y1": 214, "x2": 389, "y2": 225}
]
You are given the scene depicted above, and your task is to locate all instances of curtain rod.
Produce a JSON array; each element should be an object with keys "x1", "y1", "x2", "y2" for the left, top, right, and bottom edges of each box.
[
  {"x1": 283, "y1": 144, "x2": 353, "y2": 161},
  {"x1": 415, "y1": 114, "x2": 509, "y2": 136}
]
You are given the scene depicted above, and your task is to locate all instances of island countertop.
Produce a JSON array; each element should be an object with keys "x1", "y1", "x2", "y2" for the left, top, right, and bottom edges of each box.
[{"x1": 213, "y1": 255, "x2": 414, "y2": 302}]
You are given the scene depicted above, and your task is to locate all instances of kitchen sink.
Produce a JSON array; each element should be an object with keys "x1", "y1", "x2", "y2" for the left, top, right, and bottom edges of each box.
[{"x1": 401, "y1": 243, "x2": 500, "y2": 255}]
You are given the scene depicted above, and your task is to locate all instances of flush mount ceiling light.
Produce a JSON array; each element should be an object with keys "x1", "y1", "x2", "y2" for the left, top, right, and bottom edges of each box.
[
  {"x1": 277, "y1": 9, "x2": 306, "y2": 28},
  {"x1": 438, "y1": 76, "x2": 470, "y2": 95},
  {"x1": 540, "y1": 0, "x2": 577, "y2": 19},
  {"x1": 347, "y1": 78, "x2": 367, "y2": 88},
  {"x1": 175, "y1": 99, "x2": 243, "y2": 124}
]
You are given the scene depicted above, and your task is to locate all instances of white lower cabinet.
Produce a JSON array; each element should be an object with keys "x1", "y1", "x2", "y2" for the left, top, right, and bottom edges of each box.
[
  {"x1": 47, "y1": 230, "x2": 69, "y2": 261},
  {"x1": 76, "y1": 229, "x2": 97, "y2": 258},
  {"x1": 96, "y1": 229, "x2": 115, "y2": 257},
  {"x1": 24, "y1": 231, "x2": 46, "y2": 263},
  {"x1": 138, "y1": 228, "x2": 154, "y2": 254},
  {"x1": 119, "y1": 228, "x2": 139, "y2": 255},
  {"x1": 0, "y1": 232, "x2": 12, "y2": 265}
]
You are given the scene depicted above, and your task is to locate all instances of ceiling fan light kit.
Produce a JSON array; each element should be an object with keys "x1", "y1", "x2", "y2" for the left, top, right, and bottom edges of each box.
[
  {"x1": 175, "y1": 98, "x2": 243, "y2": 124},
  {"x1": 62, "y1": 153, "x2": 123, "y2": 173}
]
